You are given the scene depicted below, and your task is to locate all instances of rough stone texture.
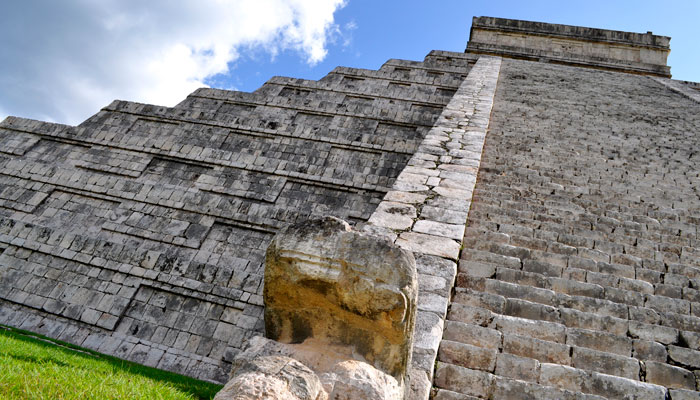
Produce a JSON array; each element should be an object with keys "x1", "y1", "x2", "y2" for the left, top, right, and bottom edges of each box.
[
  {"x1": 323, "y1": 360, "x2": 402, "y2": 400},
  {"x1": 436, "y1": 52, "x2": 700, "y2": 398},
  {"x1": 263, "y1": 216, "x2": 417, "y2": 380},
  {"x1": 0, "y1": 49, "x2": 476, "y2": 383},
  {"x1": 213, "y1": 355, "x2": 324, "y2": 400},
  {"x1": 215, "y1": 336, "x2": 401, "y2": 400}
]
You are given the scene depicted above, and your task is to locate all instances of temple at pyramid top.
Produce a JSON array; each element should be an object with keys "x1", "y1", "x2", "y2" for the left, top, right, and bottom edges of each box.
[{"x1": 466, "y1": 16, "x2": 671, "y2": 77}]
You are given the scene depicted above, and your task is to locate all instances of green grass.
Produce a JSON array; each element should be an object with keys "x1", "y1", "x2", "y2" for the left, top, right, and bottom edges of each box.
[{"x1": 0, "y1": 325, "x2": 222, "y2": 400}]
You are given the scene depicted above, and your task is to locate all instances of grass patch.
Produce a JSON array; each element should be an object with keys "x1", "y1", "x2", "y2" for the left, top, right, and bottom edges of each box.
[{"x1": 0, "y1": 325, "x2": 222, "y2": 399}]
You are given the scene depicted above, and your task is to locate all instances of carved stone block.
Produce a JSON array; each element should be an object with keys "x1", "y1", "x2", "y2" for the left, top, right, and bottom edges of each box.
[{"x1": 264, "y1": 216, "x2": 417, "y2": 380}]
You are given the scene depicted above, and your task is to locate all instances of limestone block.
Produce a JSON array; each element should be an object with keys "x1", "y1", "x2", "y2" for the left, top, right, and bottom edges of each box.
[
  {"x1": 632, "y1": 339, "x2": 667, "y2": 362},
  {"x1": 571, "y1": 346, "x2": 640, "y2": 380},
  {"x1": 502, "y1": 334, "x2": 570, "y2": 365},
  {"x1": 217, "y1": 336, "x2": 401, "y2": 400},
  {"x1": 680, "y1": 330, "x2": 700, "y2": 351},
  {"x1": 644, "y1": 361, "x2": 696, "y2": 390},
  {"x1": 213, "y1": 355, "x2": 325, "y2": 400},
  {"x1": 492, "y1": 375, "x2": 596, "y2": 400},
  {"x1": 367, "y1": 201, "x2": 417, "y2": 230},
  {"x1": 396, "y1": 232, "x2": 460, "y2": 260},
  {"x1": 434, "y1": 363, "x2": 495, "y2": 398},
  {"x1": 322, "y1": 360, "x2": 402, "y2": 400},
  {"x1": 539, "y1": 363, "x2": 586, "y2": 392},
  {"x1": 669, "y1": 389, "x2": 700, "y2": 400},
  {"x1": 668, "y1": 345, "x2": 700, "y2": 369},
  {"x1": 442, "y1": 320, "x2": 501, "y2": 350},
  {"x1": 264, "y1": 217, "x2": 417, "y2": 379},
  {"x1": 438, "y1": 340, "x2": 497, "y2": 372},
  {"x1": 582, "y1": 371, "x2": 666, "y2": 399},
  {"x1": 406, "y1": 368, "x2": 432, "y2": 400},
  {"x1": 432, "y1": 389, "x2": 480, "y2": 400},
  {"x1": 629, "y1": 321, "x2": 679, "y2": 344},
  {"x1": 494, "y1": 353, "x2": 540, "y2": 382}
]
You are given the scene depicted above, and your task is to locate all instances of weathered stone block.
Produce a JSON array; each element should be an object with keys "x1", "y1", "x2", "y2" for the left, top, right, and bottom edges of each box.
[
  {"x1": 493, "y1": 314, "x2": 566, "y2": 343},
  {"x1": 452, "y1": 288, "x2": 505, "y2": 313},
  {"x1": 582, "y1": 371, "x2": 666, "y2": 399},
  {"x1": 669, "y1": 389, "x2": 700, "y2": 400},
  {"x1": 632, "y1": 339, "x2": 667, "y2": 362},
  {"x1": 213, "y1": 355, "x2": 324, "y2": 400},
  {"x1": 492, "y1": 375, "x2": 593, "y2": 400},
  {"x1": 367, "y1": 202, "x2": 417, "y2": 231},
  {"x1": 644, "y1": 361, "x2": 696, "y2": 390},
  {"x1": 503, "y1": 298, "x2": 561, "y2": 323},
  {"x1": 396, "y1": 232, "x2": 460, "y2": 260},
  {"x1": 560, "y1": 308, "x2": 629, "y2": 336},
  {"x1": 539, "y1": 363, "x2": 586, "y2": 393},
  {"x1": 668, "y1": 345, "x2": 700, "y2": 369},
  {"x1": 629, "y1": 321, "x2": 678, "y2": 344},
  {"x1": 264, "y1": 217, "x2": 417, "y2": 379},
  {"x1": 447, "y1": 303, "x2": 494, "y2": 327},
  {"x1": 443, "y1": 319, "x2": 501, "y2": 349},
  {"x1": 432, "y1": 388, "x2": 480, "y2": 400},
  {"x1": 566, "y1": 328, "x2": 632, "y2": 357},
  {"x1": 571, "y1": 346, "x2": 640, "y2": 380},
  {"x1": 438, "y1": 340, "x2": 497, "y2": 372},
  {"x1": 502, "y1": 334, "x2": 570, "y2": 365},
  {"x1": 680, "y1": 330, "x2": 700, "y2": 350},
  {"x1": 413, "y1": 310, "x2": 443, "y2": 351},
  {"x1": 434, "y1": 363, "x2": 495, "y2": 398},
  {"x1": 494, "y1": 353, "x2": 540, "y2": 382}
]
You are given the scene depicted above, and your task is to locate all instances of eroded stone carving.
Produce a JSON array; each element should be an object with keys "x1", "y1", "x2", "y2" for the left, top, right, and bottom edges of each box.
[
  {"x1": 264, "y1": 217, "x2": 418, "y2": 380},
  {"x1": 216, "y1": 217, "x2": 417, "y2": 399}
]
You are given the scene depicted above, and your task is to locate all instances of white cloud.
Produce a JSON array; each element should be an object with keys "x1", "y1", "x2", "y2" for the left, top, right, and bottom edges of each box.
[{"x1": 0, "y1": 0, "x2": 346, "y2": 125}]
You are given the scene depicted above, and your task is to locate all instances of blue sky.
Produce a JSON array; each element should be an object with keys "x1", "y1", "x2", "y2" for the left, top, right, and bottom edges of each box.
[
  {"x1": 222, "y1": 0, "x2": 700, "y2": 92},
  {"x1": 1, "y1": 1, "x2": 698, "y2": 125}
]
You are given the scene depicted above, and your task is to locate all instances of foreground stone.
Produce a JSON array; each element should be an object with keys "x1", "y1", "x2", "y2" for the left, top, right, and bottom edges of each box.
[
  {"x1": 214, "y1": 336, "x2": 401, "y2": 400},
  {"x1": 264, "y1": 217, "x2": 417, "y2": 380},
  {"x1": 213, "y1": 355, "x2": 324, "y2": 400}
]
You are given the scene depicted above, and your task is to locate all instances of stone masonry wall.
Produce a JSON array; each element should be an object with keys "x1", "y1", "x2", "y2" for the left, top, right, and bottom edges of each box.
[
  {"x1": 434, "y1": 58, "x2": 700, "y2": 399},
  {"x1": 0, "y1": 51, "x2": 477, "y2": 383}
]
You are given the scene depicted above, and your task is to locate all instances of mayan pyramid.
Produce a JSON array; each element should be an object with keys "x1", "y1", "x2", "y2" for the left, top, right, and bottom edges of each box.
[{"x1": 1, "y1": 16, "x2": 699, "y2": 399}]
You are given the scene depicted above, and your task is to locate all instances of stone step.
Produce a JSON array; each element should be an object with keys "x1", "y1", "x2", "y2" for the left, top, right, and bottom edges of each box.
[
  {"x1": 459, "y1": 246, "x2": 700, "y2": 314},
  {"x1": 260, "y1": 76, "x2": 459, "y2": 104},
  {"x1": 450, "y1": 288, "x2": 630, "y2": 337},
  {"x1": 328, "y1": 64, "x2": 467, "y2": 86}
]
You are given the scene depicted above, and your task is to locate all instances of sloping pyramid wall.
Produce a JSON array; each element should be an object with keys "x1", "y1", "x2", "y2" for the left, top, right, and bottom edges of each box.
[{"x1": 0, "y1": 51, "x2": 477, "y2": 382}]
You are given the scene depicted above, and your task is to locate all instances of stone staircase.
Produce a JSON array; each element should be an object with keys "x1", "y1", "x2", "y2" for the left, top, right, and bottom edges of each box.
[{"x1": 433, "y1": 58, "x2": 700, "y2": 399}]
